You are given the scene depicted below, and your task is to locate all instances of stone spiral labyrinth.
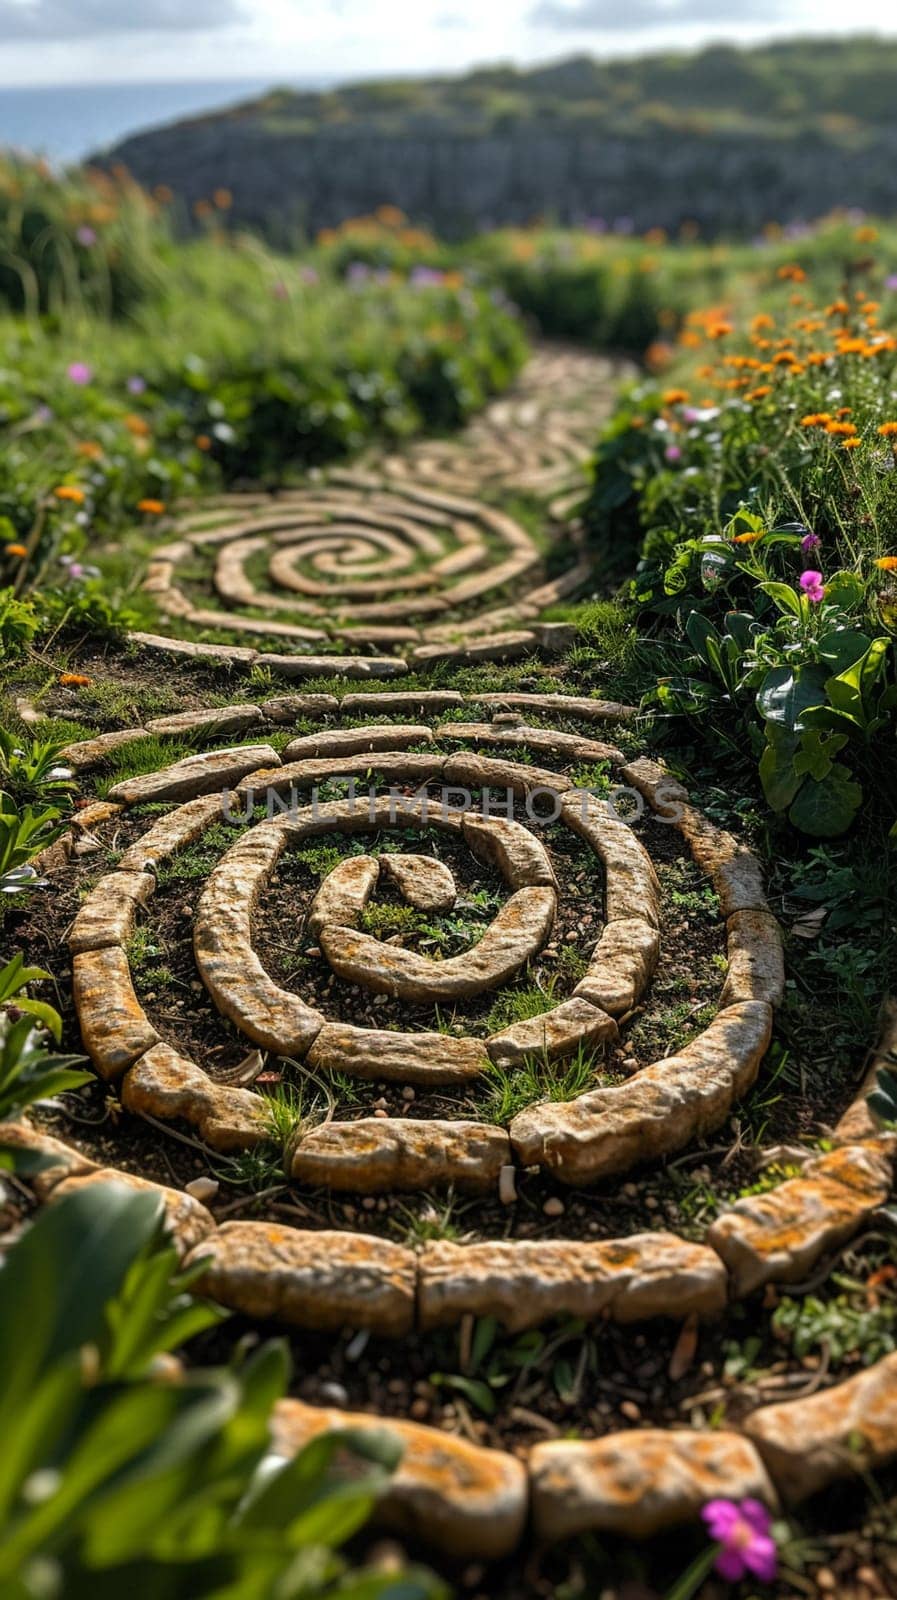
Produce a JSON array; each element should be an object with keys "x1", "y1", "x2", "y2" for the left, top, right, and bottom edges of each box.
[
  {"x1": 13, "y1": 346, "x2": 897, "y2": 1570},
  {"x1": 141, "y1": 349, "x2": 622, "y2": 664}
]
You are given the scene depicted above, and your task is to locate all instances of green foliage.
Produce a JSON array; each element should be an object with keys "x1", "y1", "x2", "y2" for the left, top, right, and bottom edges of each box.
[
  {"x1": 0, "y1": 792, "x2": 63, "y2": 897},
  {"x1": 481, "y1": 1041, "x2": 605, "y2": 1122},
  {"x1": 0, "y1": 955, "x2": 90, "y2": 1126},
  {"x1": 0, "y1": 729, "x2": 75, "y2": 806},
  {"x1": 868, "y1": 1066, "x2": 897, "y2": 1128},
  {"x1": 0, "y1": 1182, "x2": 443, "y2": 1599}
]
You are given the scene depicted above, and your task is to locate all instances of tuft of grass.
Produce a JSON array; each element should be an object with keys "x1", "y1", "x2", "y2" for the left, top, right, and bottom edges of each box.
[
  {"x1": 485, "y1": 978, "x2": 559, "y2": 1034},
  {"x1": 481, "y1": 1041, "x2": 609, "y2": 1123}
]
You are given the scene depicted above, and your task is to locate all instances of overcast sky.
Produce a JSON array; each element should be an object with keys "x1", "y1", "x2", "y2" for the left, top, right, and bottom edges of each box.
[{"x1": 0, "y1": 0, "x2": 893, "y2": 87}]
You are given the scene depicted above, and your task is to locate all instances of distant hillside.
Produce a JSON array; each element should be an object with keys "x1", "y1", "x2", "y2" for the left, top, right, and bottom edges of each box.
[{"x1": 99, "y1": 38, "x2": 897, "y2": 238}]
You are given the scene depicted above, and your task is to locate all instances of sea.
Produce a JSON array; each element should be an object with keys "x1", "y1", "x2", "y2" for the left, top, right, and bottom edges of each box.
[{"x1": 0, "y1": 80, "x2": 325, "y2": 165}]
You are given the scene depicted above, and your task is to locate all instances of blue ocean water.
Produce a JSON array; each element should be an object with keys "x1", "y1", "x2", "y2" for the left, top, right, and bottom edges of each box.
[{"x1": 0, "y1": 80, "x2": 322, "y2": 164}]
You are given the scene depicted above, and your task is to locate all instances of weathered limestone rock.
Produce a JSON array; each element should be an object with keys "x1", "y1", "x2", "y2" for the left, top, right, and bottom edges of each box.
[
  {"x1": 307, "y1": 855, "x2": 380, "y2": 936},
  {"x1": 145, "y1": 704, "x2": 264, "y2": 737},
  {"x1": 412, "y1": 632, "x2": 538, "y2": 667},
  {"x1": 68, "y1": 870, "x2": 156, "y2": 953},
  {"x1": 185, "y1": 607, "x2": 326, "y2": 641},
  {"x1": 678, "y1": 805, "x2": 769, "y2": 916},
  {"x1": 745, "y1": 1353, "x2": 897, "y2": 1503},
  {"x1": 271, "y1": 1398, "x2": 527, "y2": 1560},
  {"x1": 476, "y1": 692, "x2": 637, "y2": 723},
  {"x1": 187, "y1": 1222, "x2": 416, "y2": 1335},
  {"x1": 560, "y1": 792, "x2": 660, "y2": 927},
  {"x1": 437, "y1": 722, "x2": 623, "y2": 764},
  {"x1": 707, "y1": 1142, "x2": 894, "y2": 1296},
  {"x1": 444, "y1": 752, "x2": 571, "y2": 798},
  {"x1": 721, "y1": 909, "x2": 785, "y2": 1008},
  {"x1": 256, "y1": 653, "x2": 408, "y2": 680},
  {"x1": 305, "y1": 1023, "x2": 487, "y2": 1084},
  {"x1": 618, "y1": 756, "x2": 689, "y2": 816},
  {"x1": 340, "y1": 691, "x2": 465, "y2": 716},
  {"x1": 510, "y1": 1001, "x2": 773, "y2": 1185},
  {"x1": 237, "y1": 751, "x2": 445, "y2": 797},
  {"x1": 530, "y1": 1430, "x2": 776, "y2": 1542},
  {"x1": 128, "y1": 631, "x2": 258, "y2": 665},
  {"x1": 107, "y1": 744, "x2": 279, "y2": 806},
  {"x1": 122, "y1": 1042, "x2": 268, "y2": 1151},
  {"x1": 461, "y1": 813, "x2": 556, "y2": 889},
  {"x1": 487, "y1": 997, "x2": 618, "y2": 1068},
  {"x1": 320, "y1": 886, "x2": 556, "y2": 1000},
  {"x1": 118, "y1": 793, "x2": 231, "y2": 870},
  {"x1": 61, "y1": 727, "x2": 149, "y2": 770},
  {"x1": 261, "y1": 693, "x2": 340, "y2": 722},
  {"x1": 0, "y1": 1121, "x2": 99, "y2": 1197},
  {"x1": 291, "y1": 1118, "x2": 510, "y2": 1192},
  {"x1": 72, "y1": 947, "x2": 159, "y2": 1080},
  {"x1": 283, "y1": 724, "x2": 432, "y2": 761},
  {"x1": 379, "y1": 852, "x2": 456, "y2": 910},
  {"x1": 51, "y1": 1168, "x2": 215, "y2": 1257},
  {"x1": 574, "y1": 917, "x2": 660, "y2": 1016},
  {"x1": 194, "y1": 825, "x2": 325, "y2": 1054},
  {"x1": 419, "y1": 1234, "x2": 727, "y2": 1331}
]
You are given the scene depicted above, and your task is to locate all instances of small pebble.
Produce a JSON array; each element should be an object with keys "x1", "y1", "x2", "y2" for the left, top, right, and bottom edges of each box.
[
  {"x1": 499, "y1": 1164, "x2": 518, "y2": 1205},
  {"x1": 318, "y1": 1380, "x2": 349, "y2": 1407},
  {"x1": 185, "y1": 1176, "x2": 219, "y2": 1203},
  {"x1": 543, "y1": 1196, "x2": 565, "y2": 1218},
  {"x1": 620, "y1": 1400, "x2": 641, "y2": 1422},
  {"x1": 401, "y1": 1086, "x2": 415, "y2": 1101}
]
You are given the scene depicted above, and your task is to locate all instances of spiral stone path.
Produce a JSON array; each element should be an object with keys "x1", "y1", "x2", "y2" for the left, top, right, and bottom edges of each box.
[{"x1": 11, "y1": 345, "x2": 897, "y2": 1573}]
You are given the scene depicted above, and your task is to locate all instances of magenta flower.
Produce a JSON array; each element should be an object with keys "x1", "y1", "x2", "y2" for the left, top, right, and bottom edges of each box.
[
  {"x1": 664, "y1": 443, "x2": 683, "y2": 463},
  {"x1": 127, "y1": 375, "x2": 146, "y2": 395},
  {"x1": 885, "y1": 273, "x2": 897, "y2": 292},
  {"x1": 702, "y1": 1498, "x2": 778, "y2": 1583},
  {"x1": 799, "y1": 568, "x2": 825, "y2": 602},
  {"x1": 800, "y1": 531, "x2": 821, "y2": 553},
  {"x1": 75, "y1": 224, "x2": 97, "y2": 247},
  {"x1": 67, "y1": 362, "x2": 92, "y2": 386}
]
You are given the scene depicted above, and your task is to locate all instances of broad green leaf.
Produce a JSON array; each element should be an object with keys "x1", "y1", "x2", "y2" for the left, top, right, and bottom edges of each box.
[
  {"x1": 787, "y1": 763, "x2": 863, "y2": 837},
  {"x1": 758, "y1": 580, "x2": 803, "y2": 618},
  {"x1": 756, "y1": 664, "x2": 829, "y2": 730},
  {"x1": 758, "y1": 730, "x2": 802, "y2": 811},
  {"x1": 816, "y1": 628, "x2": 872, "y2": 673}
]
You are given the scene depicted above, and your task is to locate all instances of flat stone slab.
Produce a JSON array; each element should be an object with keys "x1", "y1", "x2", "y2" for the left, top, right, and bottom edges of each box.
[
  {"x1": 721, "y1": 909, "x2": 785, "y2": 1008},
  {"x1": 438, "y1": 722, "x2": 624, "y2": 764},
  {"x1": 118, "y1": 794, "x2": 231, "y2": 871},
  {"x1": 122, "y1": 1042, "x2": 268, "y2": 1152},
  {"x1": 412, "y1": 632, "x2": 538, "y2": 666},
  {"x1": 510, "y1": 1001, "x2": 773, "y2": 1185},
  {"x1": 107, "y1": 744, "x2": 279, "y2": 806},
  {"x1": 461, "y1": 814, "x2": 556, "y2": 889},
  {"x1": 305, "y1": 1023, "x2": 487, "y2": 1084},
  {"x1": 128, "y1": 631, "x2": 258, "y2": 665},
  {"x1": 144, "y1": 704, "x2": 264, "y2": 737},
  {"x1": 290, "y1": 1118, "x2": 510, "y2": 1192},
  {"x1": 707, "y1": 1141, "x2": 894, "y2": 1296},
  {"x1": 307, "y1": 855, "x2": 380, "y2": 937},
  {"x1": 61, "y1": 727, "x2": 149, "y2": 770},
  {"x1": 72, "y1": 946, "x2": 159, "y2": 1080},
  {"x1": 418, "y1": 1233, "x2": 727, "y2": 1332},
  {"x1": 68, "y1": 870, "x2": 155, "y2": 953},
  {"x1": 187, "y1": 1221, "x2": 416, "y2": 1336},
  {"x1": 475, "y1": 692, "x2": 637, "y2": 723},
  {"x1": 272, "y1": 1398, "x2": 527, "y2": 1561},
  {"x1": 0, "y1": 1120, "x2": 99, "y2": 1198},
  {"x1": 574, "y1": 917, "x2": 660, "y2": 1016},
  {"x1": 320, "y1": 885, "x2": 556, "y2": 1000},
  {"x1": 487, "y1": 997, "x2": 618, "y2": 1068},
  {"x1": 444, "y1": 752, "x2": 571, "y2": 798},
  {"x1": 51, "y1": 1168, "x2": 215, "y2": 1257},
  {"x1": 194, "y1": 825, "x2": 325, "y2": 1054},
  {"x1": 530, "y1": 1430, "x2": 776, "y2": 1542},
  {"x1": 283, "y1": 724, "x2": 432, "y2": 761},
  {"x1": 262, "y1": 693, "x2": 340, "y2": 722},
  {"x1": 380, "y1": 852, "x2": 456, "y2": 910},
  {"x1": 256, "y1": 653, "x2": 408, "y2": 680},
  {"x1": 560, "y1": 792, "x2": 660, "y2": 927},
  {"x1": 678, "y1": 804, "x2": 770, "y2": 916},
  {"x1": 745, "y1": 1352, "x2": 897, "y2": 1503},
  {"x1": 340, "y1": 691, "x2": 465, "y2": 715}
]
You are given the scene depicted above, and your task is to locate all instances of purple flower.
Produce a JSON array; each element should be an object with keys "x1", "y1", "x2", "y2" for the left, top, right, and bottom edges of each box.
[
  {"x1": 409, "y1": 265, "x2": 444, "y2": 288},
  {"x1": 800, "y1": 532, "x2": 821, "y2": 553},
  {"x1": 299, "y1": 266, "x2": 318, "y2": 285},
  {"x1": 346, "y1": 262, "x2": 371, "y2": 284},
  {"x1": 271, "y1": 280, "x2": 289, "y2": 300},
  {"x1": 702, "y1": 1499, "x2": 778, "y2": 1584},
  {"x1": 127, "y1": 375, "x2": 146, "y2": 395},
  {"x1": 75, "y1": 225, "x2": 97, "y2": 247},
  {"x1": 67, "y1": 362, "x2": 92, "y2": 386},
  {"x1": 800, "y1": 568, "x2": 826, "y2": 602},
  {"x1": 885, "y1": 274, "x2": 897, "y2": 292},
  {"x1": 664, "y1": 444, "x2": 683, "y2": 462}
]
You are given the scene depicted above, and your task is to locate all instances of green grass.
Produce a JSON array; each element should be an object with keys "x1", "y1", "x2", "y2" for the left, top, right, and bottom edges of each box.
[{"x1": 480, "y1": 1042, "x2": 610, "y2": 1123}]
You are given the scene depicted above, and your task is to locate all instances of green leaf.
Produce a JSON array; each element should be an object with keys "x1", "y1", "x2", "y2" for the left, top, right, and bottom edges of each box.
[
  {"x1": 758, "y1": 728, "x2": 801, "y2": 811},
  {"x1": 758, "y1": 580, "x2": 803, "y2": 618},
  {"x1": 756, "y1": 664, "x2": 830, "y2": 731},
  {"x1": 787, "y1": 763, "x2": 863, "y2": 837},
  {"x1": 816, "y1": 628, "x2": 872, "y2": 672}
]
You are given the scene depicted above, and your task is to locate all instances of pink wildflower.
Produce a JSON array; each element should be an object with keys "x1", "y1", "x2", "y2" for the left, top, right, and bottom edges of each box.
[{"x1": 701, "y1": 1499, "x2": 778, "y2": 1584}]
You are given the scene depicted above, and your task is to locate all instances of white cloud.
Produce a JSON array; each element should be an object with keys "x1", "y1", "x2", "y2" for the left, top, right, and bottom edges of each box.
[{"x1": 0, "y1": 0, "x2": 245, "y2": 37}]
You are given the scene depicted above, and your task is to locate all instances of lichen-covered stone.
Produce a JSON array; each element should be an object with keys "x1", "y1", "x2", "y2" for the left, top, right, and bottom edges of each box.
[
  {"x1": 574, "y1": 917, "x2": 660, "y2": 1016},
  {"x1": 320, "y1": 885, "x2": 556, "y2": 1000},
  {"x1": 271, "y1": 1398, "x2": 527, "y2": 1559},
  {"x1": 72, "y1": 947, "x2": 159, "y2": 1080},
  {"x1": 107, "y1": 744, "x2": 279, "y2": 806},
  {"x1": 380, "y1": 852, "x2": 456, "y2": 911},
  {"x1": 61, "y1": 727, "x2": 149, "y2": 770},
  {"x1": 510, "y1": 1001, "x2": 773, "y2": 1185},
  {"x1": 261, "y1": 693, "x2": 340, "y2": 722},
  {"x1": 256, "y1": 653, "x2": 408, "y2": 680},
  {"x1": 721, "y1": 909, "x2": 785, "y2": 1009},
  {"x1": 121, "y1": 1042, "x2": 268, "y2": 1151},
  {"x1": 461, "y1": 813, "x2": 556, "y2": 888},
  {"x1": 128, "y1": 630, "x2": 258, "y2": 664},
  {"x1": 118, "y1": 793, "x2": 231, "y2": 871},
  {"x1": 419, "y1": 1233, "x2": 727, "y2": 1331},
  {"x1": 530, "y1": 1430, "x2": 776, "y2": 1542},
  {"x1": 744, "y1": 1352, "x2": 897, "y2": 1503},
  {"x1": 307, "y1": 855, "x2": 380, "y2": 936},
  {"x1": 707, "y1": 1141, "x2": 894, "y2": 1296},
  {"x1": 187, "y1": 1221, "x2": 416, "y2": 1335},
  {"x1": 68, "y1": 870, "x2": 156, "y2": 953},
  {"x1": 476, "y1": 691, "x2": 636, "y2": 723},
  {"x1": 305, "y1": 1023, "x2": 487, "y2": 1084},
  {"x1": 51, "y1": 1168, "x2": 215, "y2": 1257},
  {"x1": 283, "y1": 724, "x2": 432, "y2": 761},
  {"x1": 560, "y1": 792, "x2": 660, "y2": 927},
  {"x1": 290, "y1": 1117, "x2": 510, "y2": 1192},
  {"x1": 487, "y1": 997, "x2": 617, "y2": 1068},
  {"x1": 145, "y1": 704, "x2": 264, "y2": 737},
  {"x1": 0, "y1": 1121, "x2": 99, "y2": 1197},
  {"x1": 678, "y1": 806, "x2": 769, "y2": 916}
]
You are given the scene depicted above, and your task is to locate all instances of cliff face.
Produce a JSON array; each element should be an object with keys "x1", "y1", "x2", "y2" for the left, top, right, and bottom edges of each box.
[{"x1": 103, "y1": 116, "x2": 897, "y2": 240}]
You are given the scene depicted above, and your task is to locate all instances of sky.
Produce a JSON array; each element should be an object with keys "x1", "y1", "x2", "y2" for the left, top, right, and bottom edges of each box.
[{"x1": 0, "y1": 0, "x2": 894, "y2": 87}]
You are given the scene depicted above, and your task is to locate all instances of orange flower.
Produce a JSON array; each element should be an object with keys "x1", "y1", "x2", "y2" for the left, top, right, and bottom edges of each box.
[
  {"x1": 154, "y1": 184, "x2": 173, "y2": 204},
  {"x1": 195, "y1": 434, "x2": 212, "y2": 450},
  {"x1": 213, "y1": 187, "x2": 233, "y2": 210},
  {"x1": 841, "y1": 437, "x2": 862, "y2": 450},
  {"x1": 137, "y1": 498, "x2": 165, "y2": 515},
  {"x1": 746, "y1": 386, "x2": 772, "y2": 401},
  {"x1": 824, "y1": 420, "x2": 858, "y2": 437},
  {"x1": 76, "y1": 441, "x2": 103, "y2": 460},
  {"x1": 707, "y1": 321, "x2": 733, "y2": 339},
  {"x1": 732, "y1": 531, "x2": 763, "y2": 544},
  {"x1": 878, "y1": 422, "x2": 897, "y2": 437},
  {"x1": 751, "y1": 313, "x2": 775, "y2": 332},
  {"x1": 54, "y1": 485, "x2": 85, "y2": 503},
  {"x1": 58, "y1": 672, "x2": 91, "y2": 686},
  {"x1": 874, "y1": 556, "x2": 897, "y2": 571},
  {"x1": 193, "y1": 199, "x2": 213, "y2": 220},
  {"x1": 661, "y1": 388, "x2": 690, "y2": 405},
  {"x1": 777, "y1": 263, "x2": 807, "y2": 282},
  {"x1": 800, "y1": 413, "x2": 830, "y2": 427},
  {"x1": 826, "y1": 300, "x2": 850, "y2": 317},
  {"x1": 855, "y1": 225, "x2": 879, "y2": 242},
  {"x1": 5, "y1": 542, "x2": 27, "y2": 557},
  {"x1": 836, "y1": 407, "x2": 853, "y2": 418}
]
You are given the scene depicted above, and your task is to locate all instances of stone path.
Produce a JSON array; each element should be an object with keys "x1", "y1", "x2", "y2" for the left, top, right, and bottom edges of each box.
[{"x1": 14, "y1": 346, "x2": 897, "y2": 1568}]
